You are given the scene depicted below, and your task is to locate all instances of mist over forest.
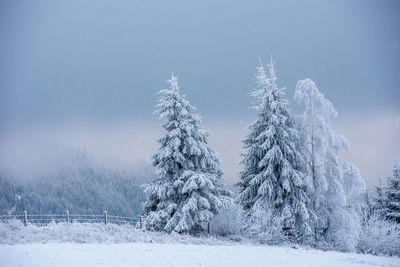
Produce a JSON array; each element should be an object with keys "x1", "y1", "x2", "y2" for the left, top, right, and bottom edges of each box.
[{"x1": 0, "y1": 145, "x2": 153, "y2": 217}]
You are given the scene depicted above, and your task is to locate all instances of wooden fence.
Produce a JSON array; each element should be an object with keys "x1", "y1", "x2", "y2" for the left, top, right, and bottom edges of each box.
[
  {"x1": 0, "y1": 210, "x2": 142, "y2": 228},
  {"x1": 0, "y1": 211, "x2": 213, "y2": 233}
]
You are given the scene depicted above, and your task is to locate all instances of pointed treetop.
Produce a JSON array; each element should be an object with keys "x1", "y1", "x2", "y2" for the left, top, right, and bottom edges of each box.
[
  {"x1": 255, "y1": 58, "x2": 267, "y2": 89},
  {"x1": 268, "y1": 54, "x2": 275, "y2": 66},
  {"x1": 167, "y1": 73, "x2": 179, "y2": 92},
  {"x1": 267, "y1": 55, "x2": 277, "y2": 82},
  {"x1": 295, "y1": 78, "x2": 338, "y2": 120},
  {"x1": 258, "y1": 57, "x2": 264, "y2": 70}
]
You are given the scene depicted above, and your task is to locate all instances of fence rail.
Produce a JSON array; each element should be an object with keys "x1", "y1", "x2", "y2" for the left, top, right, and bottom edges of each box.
[{"x1": 0, "y1": 210, "x2": 142, "y2": 228}]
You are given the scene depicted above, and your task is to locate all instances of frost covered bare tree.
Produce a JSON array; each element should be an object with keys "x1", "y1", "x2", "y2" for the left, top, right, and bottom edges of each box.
[
  {"x1": 142, "y1": 74, "x2": 230, "y2": 233},
  {"x1": 295, "y1": 79, "x2": 365, "y2": 251},
  {"x1": 236, "y1": 58, "x2": 315, "y2": 243}
]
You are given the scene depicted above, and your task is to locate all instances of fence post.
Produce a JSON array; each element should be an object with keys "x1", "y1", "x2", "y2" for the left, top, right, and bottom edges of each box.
[
  {"x1": 207, "y1": 222, "x2": 210, "y2": 234},
  {"x1": 66, "y1": 210, "x2": 69, "y2": 224},
  {"x1": 104, "y1": 210, "x2": 107, "y2": 225},
  {"x1": 24, "y1": 210, "x2": 27, "y2": 227},
  {"x1": 139, "y1": 216, "x2": 142, "y2": 229}
]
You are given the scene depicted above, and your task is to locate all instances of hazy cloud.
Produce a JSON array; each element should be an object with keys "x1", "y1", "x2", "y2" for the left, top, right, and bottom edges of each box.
[{"x1": 1, "y1": 110, "x2": 398, "y2": 189}]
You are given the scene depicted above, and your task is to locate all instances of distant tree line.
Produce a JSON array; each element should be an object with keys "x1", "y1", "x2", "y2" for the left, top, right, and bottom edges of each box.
[{"x1": 0, "y1": 152, "x2": 153, "y2": 217}]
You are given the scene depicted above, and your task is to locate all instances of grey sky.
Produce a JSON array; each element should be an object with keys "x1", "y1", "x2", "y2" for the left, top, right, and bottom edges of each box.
[{"x1": 0, "y1": 0, "x2": 399, "y2": 188}]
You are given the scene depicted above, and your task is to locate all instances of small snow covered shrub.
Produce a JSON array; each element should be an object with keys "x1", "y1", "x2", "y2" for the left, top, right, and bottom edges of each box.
[
  {"x1": 210, "y1": 202, "x2": 243, "y2": 236},
  {"x1": 357, "y1": 215, "x2": 400, "y2": 256},
  {"x1": 0, "y1": 219, "x2": 25, "y2": 243},
  {"x1": 243, "y1": 204, "x2": 288, "y2": 245},
  {"x1": 325, "y1": 208, "x2": 361, "y2": 252}
]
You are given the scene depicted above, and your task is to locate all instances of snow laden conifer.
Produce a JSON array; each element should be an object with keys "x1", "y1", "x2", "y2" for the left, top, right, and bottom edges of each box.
[
  {"x1": 142, "y1": 74, "x2": 230, "y2": 233},
  {"x1": 236, "y1": 58, "x2": 315, "y2": 243},
  {"x1": 373, "y1": 178, "x2": 387, "y2": 215},
  {"x1": 378, "y1": 158, "x2": 400, "y2": 223},
  {"x1": 295, "y1": 79, "x2": 365, "y2": 251}
]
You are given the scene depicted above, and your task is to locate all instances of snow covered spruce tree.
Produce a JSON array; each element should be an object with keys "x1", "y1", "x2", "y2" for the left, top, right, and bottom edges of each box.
[
  {"x1": 295, "y1": 79, "x2": 365, "y2": 251},
  {"x1": 377, "y1": 158, "x2": 400, "y2": 223},
  {"x1": 236, "y1": 58, "x2": 315, "y2": 243},
  {"x1": 373, "y1": 178, "x2": 387, "y2": 216},
  {"x1": 141, "y1": 74, "x2": 230, "y2": 233}
]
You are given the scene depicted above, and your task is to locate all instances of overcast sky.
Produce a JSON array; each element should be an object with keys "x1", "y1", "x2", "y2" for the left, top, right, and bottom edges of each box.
[{"x1": 0, "y1": 0, "x2": 399, "y2": 188}]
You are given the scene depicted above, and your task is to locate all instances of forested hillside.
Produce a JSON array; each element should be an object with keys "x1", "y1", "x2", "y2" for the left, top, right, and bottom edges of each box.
[{"x1": 0, "y1": 152, "x2": 153, "y2": 217}]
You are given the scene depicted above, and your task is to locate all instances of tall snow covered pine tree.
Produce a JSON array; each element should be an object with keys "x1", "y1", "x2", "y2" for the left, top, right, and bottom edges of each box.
[
  {"x1": 236, "y1": 58, "x2": 315, "y2": 242},
  {"x1": 142, "y1": 74, "x2": 230, "y2": 233}
]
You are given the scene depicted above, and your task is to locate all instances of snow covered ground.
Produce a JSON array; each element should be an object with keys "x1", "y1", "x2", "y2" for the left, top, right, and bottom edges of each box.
[
  {"x1": 1, "y1": 242, "x2": 400, "y2": 267},
  {"x1": 0, "y1": 221, "x2": 399, "y2": 267},
  {"x1": 0, "y1": 220, "x2": 236, "y2": 245}
]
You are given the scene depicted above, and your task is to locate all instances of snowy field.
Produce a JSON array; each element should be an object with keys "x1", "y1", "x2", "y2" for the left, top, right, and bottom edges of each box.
[
  {"x1": 1, "y1": 242, "x2": 400, "y2": 267},
  {"x1": 1, "y1": 221, "x2": 399, "y2": 267}
]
